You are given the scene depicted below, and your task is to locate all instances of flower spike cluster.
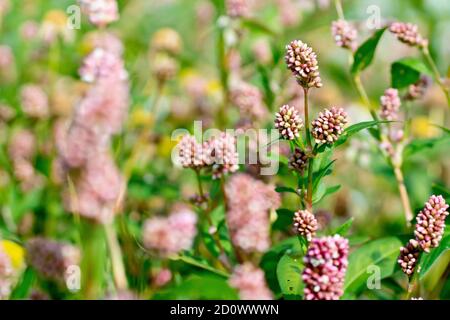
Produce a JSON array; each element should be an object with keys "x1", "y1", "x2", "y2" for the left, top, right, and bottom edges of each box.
[
  {"x1": 274, "y1": 105, "x2": 303, "y2": 140},
  {"x1": 293, "y1": 210, "x2": 318, "y2": 241},
  {"x1": 302, "y1": 235, "x2": 349, "y2": 300},
  {"x1": 331, "y1": 20, "x2": 358, "y2": 51},
  {"x1": 389, "y1": 22, "x2": 428, "y2": 48},
  {"x1": 414, "y1": 195, "x2": 449, "y2": 252},
  {"x1": 143, "y1": 207, "x2": 198, "y2": 256},
  {"x1": 289, "y1": 147, "x2": 308, "y2": 173},
  {"x1": 379, "y1": 88, "x2": 401, "y2": 121},
  {"x1": 398, "y1": 195, "x2": 449, "y2": 276},
  {"x1": 225, "y1": 173, "x2": 280, "y2": 253},
  {"x1": 311, "y1": 107, "x2": 348, "y2": 144},
  {"x1": 178, "y1": 132, "x2": 239, "y2": 179},
  {"x1": 285, "y1": 40, "x2": 322, "y2": 89}
]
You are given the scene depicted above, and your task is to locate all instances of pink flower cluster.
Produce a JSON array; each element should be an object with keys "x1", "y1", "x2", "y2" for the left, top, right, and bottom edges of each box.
[
  {"x1": 331, "y1": 20, "x2": 358, "y2": 51},
  {"x1": 177, "y1": 132, "x2": 239, "y2": 179},
  {"x1": 20, "y1": 84, "x2": 49, "y2": 119},
  {"x1": 229, "y1": 263, "x2": 273, "y2": 300},
  {"x1": 79, "y1": 0, "x2": 119, "y2": 28},
  {"x1": 398, "y1": 195, "x2": 448, "y2": 276},
  {"x1": 230, "y1": 82, "x2": 267, "y2": 121},
  {"x1": 274, "y1": 104, "x2": 303, "y2": 140},
  {"x1": 0, "y1": 248, "x2": 14, "y2": 299},
  {"x1": 225, "y1": 173, "x2": 280, "y2": 253},
  {"x1": 226, "y1": 0, "x2": 251, "y2": 18},
  {"x1": 379, "y1": 88, "x2": 401, "y2": 121},
  {"x1": 8, "y1": 129, "x2": 42, "y2": 191},
  {"x1": 285, "y1": 40, "x2": 322, "y2": 89},
  {"x1": 57, "y1": 5, "x2": 129, "y2": 224},
  {"x1": 66, "y1": 152, "x2": 124, "y2": 223},
  {"x1": 389, "y1": 22, "x2": 428, "y2": 48},
  {"x1": 26, "y1": 237, "x2": 81, "y2": 283},
  {"x1": 79, "y1": 48, "x2": 127, "y2": 83},
  {"x1": 302, "y1": 235, "x2": 349, "y2": 300},
  {"x1": 414, "y1": 195, "x2": 449, "y2": 252},
  {"x1": 143, "y1": 207, "x2": 198, "y2": 256}
]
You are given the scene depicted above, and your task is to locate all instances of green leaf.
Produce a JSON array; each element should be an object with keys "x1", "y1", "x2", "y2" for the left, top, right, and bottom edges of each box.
[
  {"x1": 431, "y1": 184, "x2": 450, "y2": 202},
  {"x1": 241, "y1": 19, "x2": 277, "y2": 35},
  {"x1": 344, "y1": 237, "x2": 403, "y2": 295},
  {"x1": 260, "y1": 237, "x2": 302, "y2": 296},
  {"x1": 275, "y1": 186, "x2": 298, "y2": 194},
  {"x1": 10, "y1": 268, "x2": 36, "y2": 299},
  {"x1": 312, "y1": 160, "x2": 336, "y2": 191},
  {"x1": 154, "y1": 274, "x2": 238, "y2": 300},
  {"x1": 403, "y1": 136, "x2": 450, "y2": 157},
  {"x1": 351, "y1": 27, "x2": 387, "y2": 74},
  {"x1": 175, "y1": 255, "x2": 229, "y2": 278},
  {"x1": 333, "y1": 217, "x2": 354, "y2": 236},
  {"x1": 276, "y1": 252, "x2": 304, "y2": 299},
  {"x1": 419, "y1": 234, "x2": 450, "y2": 291},
  {"x1": 272, "y1": 208, "x2": 295, "y2": 231},
  {"x1": 313, "y1": 184, "x2": 341, "y2": 204},
  {"x1": 316, "y1": 121, "x2": 387, "y2": 153},
  {"x1": 391, "y1": 57, "x2": 431, "y2": 89},
  {"x1": 258, "y1": 65, "x2": 275, "y2": 110}
]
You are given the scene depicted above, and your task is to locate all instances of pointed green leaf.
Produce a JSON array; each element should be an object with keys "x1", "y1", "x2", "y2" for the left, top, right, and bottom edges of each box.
[{"x1": 351, "y1": 27, "x2": 387, "y2": 74}]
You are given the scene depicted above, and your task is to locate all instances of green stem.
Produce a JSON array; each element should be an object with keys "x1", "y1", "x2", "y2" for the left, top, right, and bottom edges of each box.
[
  {"x1": 306, "y1": 158, "x2": 314, "y2": 212},
  {"x1": 303, "y1": 88, "x2": 314, "y2": 211},
  {"x1": 303, "y1": 88, "x2": 312, "y2": 149},
  {"x1": 195, "y1": 170, "x2": 231, "y2": 271},
  {"x1": 334, "y1": 0, "x2": 345, "y2": 20},
  {"x1": 421, "y1": 46, "x2": 450, "y2": 107},
  {"x1": 80, "y1": 221, "x2": 107, "y2": 299},
  {"x1": 105, "y1": 223, "x2": 128, "y2": 291}
]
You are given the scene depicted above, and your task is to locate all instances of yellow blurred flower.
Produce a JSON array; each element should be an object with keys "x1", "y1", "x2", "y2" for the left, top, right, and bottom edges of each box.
[
  {"x1": 157, "y1": 135, "x2": 177, "y2": 158},
  {"x1": 151, "y1": 28, "x2": 182, "y2": 55},
  {"x1": 1, "y1": 240, "x2": 25, "y2": 270},
  {"x1": 411, "y1": 116, "x2": 439, "y2": 138},
  {"x1": 129, "y1": 108, "x2": 155, "y2": 128},
  {"x1": 41, "y1": 10, "x2": 74, "y2": 44}
]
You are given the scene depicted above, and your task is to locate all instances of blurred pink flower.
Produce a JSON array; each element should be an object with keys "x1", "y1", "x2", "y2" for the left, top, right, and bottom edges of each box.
[
  {"x1": 0, "y1": 45, "x2": 13, "y2": 71},
  {"x1": 178, "y1": 134, "x2": 208, "y2": 169},
  {"x1": 26, "y1": 237, "x2": 80, "y2": 283},
  {"x1": 0, "y1": 247, "x2": 14, "y2": 299},
  {"x1": 229, "y1": 263, "x2": 273, "y2": 300},
  {"x1": 84, "y1": 31, "x2": 124, "y2": 56},
  {"x1": 20, "y1": 20, "x2": 40, "y2": 41},
  {"x1": 79, "y1": 0, "x2": 119, "y2": 28},
  {"x1": 74, "y1": 78, "x2": 129, "y2": 135},
  {"x1": 20, "y1": 84, "x2": 49, "y2": 118},
  {"x1": 225, "y1": 173, "x2": 280, "y2": 253},
  {"x1": 79, "y1": 48, "x2": 127, "y2": 83},
  {"x1": 230, "y1": 82, "x2": 267, "y2": 121},
  {"x1": 331, "y1": 20, "x2": 358, "y2": 51},
  {"x1": 379, "y1": 88, "x2": 401, "y2": 121},
  {"x1": 389, "y1": 22, "x2": 428, "y2": 48},
  {"x1": 69, "y1": 153, "x2": 124, "y2": 224},
  {"x1": 9, "y1": 129, "x2": 36, "y2": 160},
  {"x1": 143, "y1": 207, "x2": 198, "y2": 256},
  {"x1": 226, "y1": 0, "x2": 251, "y2": 18},
  {"x1": 153, "y1": 268, "x2": 172, "y2": 287},
  {"x1": 56, "y1": 121, "x2": 109, "y2": 169},
  {"x1": 205, "y1": 132, "x2": 239, "y2": 179}
]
